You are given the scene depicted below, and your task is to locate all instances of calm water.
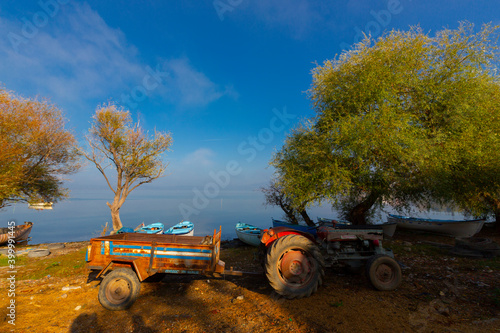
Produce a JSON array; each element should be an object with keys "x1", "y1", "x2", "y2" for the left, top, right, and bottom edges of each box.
[
  {"x1": 1, "y1": 189, "x2": 467, "y2": 245},
  {"x1": 0, "y1": 189, "x2": 331, "y2": 244}
]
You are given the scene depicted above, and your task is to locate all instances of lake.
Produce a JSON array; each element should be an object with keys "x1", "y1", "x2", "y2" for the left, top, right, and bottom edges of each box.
[{"x1": 1, "y1": 189, "x2": 467, "y2": 245}]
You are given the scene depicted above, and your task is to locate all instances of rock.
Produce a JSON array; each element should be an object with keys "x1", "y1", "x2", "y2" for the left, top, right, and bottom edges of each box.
[
  {"x1": 232, "y1": 295, "x2": 245, "y2": 303},
  {"x1": 62, "y1": 286, "x2": 81, "y2": 291},
  {"x1": 60, "y1": 294, "x2": 68, "y2": 299},
  {"x1": 74, "y1": 305, "x2": 81, "y2": 311}
]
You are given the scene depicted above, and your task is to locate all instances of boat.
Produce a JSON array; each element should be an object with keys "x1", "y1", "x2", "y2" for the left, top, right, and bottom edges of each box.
[
  {"x1": 387, "y1": 214, "x2": 485, "y2": 238},
  {"x1": 0, "y1": 222, "x2": 33, "y2": 246},
  {"x1": 28, "y1": 202, "x2": 53, "y2": 210},
  {"x1": 317, "y1": 217, "x2": 352, "y2": 226},
  {"x1": 272, "y1": 218, "x2": 318, "y2": 236},
  {"x1": 164, "y1": 221, "x2": 194, "y2": 236},
  {"x1": 318, "y1": 217, "x2": 396, "y2": 237},
  {"x1": 136, "y1": 223, "x2": 164, "y2": 234},
  {"x1": 374, "y1": 222, "x2": 397, "y2": 238},
  {"x1": 235, "y1": 222, "x2": 263, "y2": 246},
  {"x1": 117, "y1": 227, "x2": 135, "y2": 234}
]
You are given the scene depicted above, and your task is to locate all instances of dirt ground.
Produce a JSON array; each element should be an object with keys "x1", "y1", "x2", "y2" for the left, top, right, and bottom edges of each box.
[{"x1": 1, "y1": 229, "x2": 499, "y2": 333}]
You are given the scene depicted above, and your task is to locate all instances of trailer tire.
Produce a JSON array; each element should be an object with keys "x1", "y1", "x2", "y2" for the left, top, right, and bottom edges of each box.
[
  {"x1": 366, "y1": 255, "x2": 402, "y2": 291},
  {"x1": 98, "y1": 268, "x2": 141, "y2": 310},
  {"x1": 265, "y1": 234, "x2": 324, "y2": 299},
  {"x1": 28, "y1": 249, "x2": 50, "y2": 258}
]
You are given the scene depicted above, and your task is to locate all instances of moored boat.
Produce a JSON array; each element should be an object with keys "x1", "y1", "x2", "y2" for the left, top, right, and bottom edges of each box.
[
  {"x1": 375, "y1": 222, "x2": 397, "y2": 238},
  {"x1": 0, "y1": 222, "x2": 33, "y2": 245},
  {"x1": 235, "y1": 222, "x2": 263, "y2": 247},
  {"x1": 136, "y1": 223, "x2": 164, "y2": 234},
  {"x1": 317, "y1": 217, "x2": 352, "y2": 226},
  {"x1": 28, "y1": 202, "x2": 53, "y2": 210},
  {"x1": 318, "y1": 217, "x2": 396, "y2": 237},
  {"x1": 164, "y1": 221, "x2": 194, "y2": 236},
  {"x1": 387, "y1": 214, "x2": 485, "y2": 238},
  {"x1": 272, "y1": 218, "x2": 318, "y2": 236}
]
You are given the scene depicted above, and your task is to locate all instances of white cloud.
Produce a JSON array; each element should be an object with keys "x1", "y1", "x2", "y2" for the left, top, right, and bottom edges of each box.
[
  {"x1": 0, "y1": 3, "x2": 235, "y2": 115},
  {"x1": 245, "y1": 0, "x2": 326, "y2": 39},
  {"x1": 0, "y1": 3, "x2": 143, "y2": 105},
  {"x1": 182, "y1": 148, "x2": 215, "y2": 167},
  {"x1": 158, "y1": 57, "x2": 238, "y2": 107}
]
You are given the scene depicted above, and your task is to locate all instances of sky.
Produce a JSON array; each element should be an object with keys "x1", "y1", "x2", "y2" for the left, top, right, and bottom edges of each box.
[{"x1": 1, "y1": 1, "x2": 499, "y2": 240}]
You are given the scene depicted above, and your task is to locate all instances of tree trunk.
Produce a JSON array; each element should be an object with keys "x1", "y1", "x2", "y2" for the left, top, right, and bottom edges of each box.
[
  {"x1": 279, "y1": 201, "x2": 299, "y2": 224},
  {"x1": 348, "y1": 191, "x2": 380, "y2": 225},
  {"x1": 484, "y1": 195, "x2": 500, "y2": 234},
  {"x1": 106, "y1": 201, "x2": 123, "y2": 231},
  {"x1": 493, "y1": 204, "x2": 500, "y2": 234},
  {"x1": 299, "y1": 210, "x2": 315, "y2": 226}
]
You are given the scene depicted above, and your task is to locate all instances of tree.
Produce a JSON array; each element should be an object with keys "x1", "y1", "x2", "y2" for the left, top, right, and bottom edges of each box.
[
  {"x1": 81, "y1": 104, "x2": 173, "y2": 231},
  {"x1": 0, "y1": 88, "x2": 80, "y2": 208},
  {"x1": 272, "y1": 22, "x2": 500, "y2": 225},
  {"x1": 261, "y1": 179, "x2": 314, "y2": 226}
]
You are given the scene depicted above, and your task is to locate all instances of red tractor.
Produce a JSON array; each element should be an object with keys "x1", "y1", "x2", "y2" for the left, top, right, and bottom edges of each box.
[{"x1": 259, "y1": 224, "x2": 402, "y2": 299}]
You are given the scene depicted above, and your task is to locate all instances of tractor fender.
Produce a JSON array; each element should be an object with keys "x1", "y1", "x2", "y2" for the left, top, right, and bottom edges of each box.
[{"x1": 261, "y1": 226, "x2": 317, "y2": 248}]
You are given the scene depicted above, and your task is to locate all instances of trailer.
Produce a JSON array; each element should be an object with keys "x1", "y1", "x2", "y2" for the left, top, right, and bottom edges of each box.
[
  {"x1": 259, "y1": 224, "x2": 402, "y2": 299},
  {"x1": 86, "y1": 227, "x2": 241, "y2": 310}
]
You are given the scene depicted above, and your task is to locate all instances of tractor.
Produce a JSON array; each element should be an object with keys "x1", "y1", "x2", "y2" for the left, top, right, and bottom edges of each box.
[{"x1": 259, "y1": 224, "x2": 402, "y2": 299}]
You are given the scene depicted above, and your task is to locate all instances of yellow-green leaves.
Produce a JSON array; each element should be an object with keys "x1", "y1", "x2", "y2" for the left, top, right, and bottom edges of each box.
[
  {"x1": 273, "y1": 22, "x2": 500, "y2": 223},
  {"x1": 81, "y1": 103, "x2": 173, "y2": 230}
]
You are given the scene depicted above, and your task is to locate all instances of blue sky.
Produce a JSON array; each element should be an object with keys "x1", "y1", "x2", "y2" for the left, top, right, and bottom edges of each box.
[{"x1": 1, "y1": 1, "x2": 499, "y2": 225}]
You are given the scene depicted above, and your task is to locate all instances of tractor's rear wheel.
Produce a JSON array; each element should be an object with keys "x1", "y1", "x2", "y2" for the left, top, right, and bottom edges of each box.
[{"x1": 265, "y1": 235, "x2": 324, "y2": 299}]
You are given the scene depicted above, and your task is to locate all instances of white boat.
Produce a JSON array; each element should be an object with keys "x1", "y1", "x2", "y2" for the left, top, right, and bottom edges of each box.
[
  {"x1": 387, "y1": 214, "x2": 485, "y2": 238},
  {"x1": 376, "y1": 222, "x2": 397, "y2": 238},
  {"x1": 28, "y1": 202, "x2": 53, "y2": 210},
  {"x1": 235, "y1": 222, "x2": 263, "y2": 247}
]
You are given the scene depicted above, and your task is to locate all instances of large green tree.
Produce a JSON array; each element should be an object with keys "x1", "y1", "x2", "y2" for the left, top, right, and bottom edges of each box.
[
  {"x1": 81, "y1": 104, "x2": 173, "y2": 231},
  {"x1": 272, "y1": 22, "x2": 500, "y2": 226},
  {"x1": 0, "y1": 88, "x2": 80, "y2": 208}
]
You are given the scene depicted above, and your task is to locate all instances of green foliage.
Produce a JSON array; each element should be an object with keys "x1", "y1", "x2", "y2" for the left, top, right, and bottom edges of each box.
[{"x1": 272, "y1": 22, "x2": 500, "y2": 224}]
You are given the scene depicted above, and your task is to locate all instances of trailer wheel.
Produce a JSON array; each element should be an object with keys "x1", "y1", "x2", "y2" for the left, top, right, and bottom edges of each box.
[
  {"x1": 265, "y1": 234, "x2": 324, "y2": 299},
  {"x1": 98, "y1": 268, "x2": 141, "y2": 310},
  {"x1": 366, "y1": 255, "x2": 402, "y2": 291}
]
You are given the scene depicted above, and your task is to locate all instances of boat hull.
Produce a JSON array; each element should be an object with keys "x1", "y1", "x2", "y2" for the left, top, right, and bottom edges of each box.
[
  {"x1": 272, "y1": 219, "x2": 317, "y2": 236},
  {"x1": 378, "y1": 222, "x2": 397, "y2": 238},
  {"x1": 388, "y1": 214, "x2": 484, "y2": 238},
  {"x1": 0, "y1": 222, "x2": 33, "y2": 246},
  {"x1": 235, "y1": 222, "x2": 262, "y2": 247}
]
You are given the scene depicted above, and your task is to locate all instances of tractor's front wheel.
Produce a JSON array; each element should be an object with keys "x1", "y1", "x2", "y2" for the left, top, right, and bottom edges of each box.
[
  {"x1": 366, "y1": 255, "x2": 402, "y2": 291},
  {"x1": 265, "y1": 235, "x2": 324, "y2": 299}
]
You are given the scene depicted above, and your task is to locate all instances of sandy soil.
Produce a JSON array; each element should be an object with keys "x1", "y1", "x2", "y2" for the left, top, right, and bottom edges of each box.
[{"x1": 1, "y1": 230, "x2": 499, "y2": 333}]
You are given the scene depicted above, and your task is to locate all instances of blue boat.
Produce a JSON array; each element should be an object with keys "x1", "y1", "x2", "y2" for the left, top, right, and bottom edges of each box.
[
  {"x1": 136, "y1": 222, "x2": 164, "y2": 234},
  {"x1": 117, "y1": 227, "x2": 135, "y2": 234},
  {"x1": 272, "y1": 218, "x2": 318, "y2": 236},
  {"x1": 317, "y1": 217, "x2": 352, "y2": 226},
  {"x1": 164, "y1": 221, "x2": 194, "y2": 236}
]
